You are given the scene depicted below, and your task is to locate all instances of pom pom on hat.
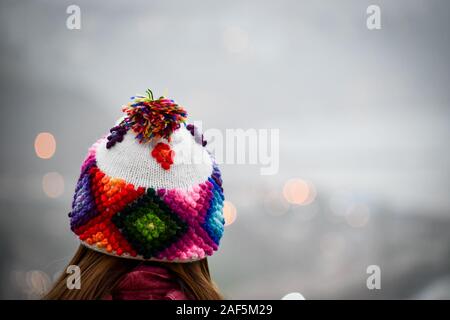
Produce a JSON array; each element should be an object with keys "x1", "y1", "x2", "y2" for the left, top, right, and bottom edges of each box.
[{"x1": 120, "y1": 89, "x2": 187, "y2": 143}]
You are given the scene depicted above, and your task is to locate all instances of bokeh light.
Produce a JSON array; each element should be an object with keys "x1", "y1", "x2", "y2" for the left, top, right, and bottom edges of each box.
[
  {"x1": 328, "y1": 191, "x2": 371, "y2": 227},
  {"x1": 223, "y1": 200, "x2": 237, "y2": 226},
  {"x1": 25, "y1": 270, "x2": 51, "y2": 297},
  {"x1": 345, "y1": 203, "x2": 370, "y2": 228},
  {"x1": 34, "y1": 132, "x2": 56, "y2": 159},
  {"x1": 42, "y1": 172, "x2": 64, "y2": 198},
  {"x1": 281, "y1": 292, "x2": 306, "y2": 300},
  {"x1": 283, "y1": 178, "x2": 316, "y2": 205}
]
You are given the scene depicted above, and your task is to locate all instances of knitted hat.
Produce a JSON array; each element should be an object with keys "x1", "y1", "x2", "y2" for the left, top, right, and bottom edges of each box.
[{"x1": 68, "y1": 89, "x2": 225, "y2": 262}]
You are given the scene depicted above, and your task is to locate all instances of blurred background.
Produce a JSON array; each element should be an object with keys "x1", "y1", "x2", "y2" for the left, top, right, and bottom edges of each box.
[{"x1": 1, "y1": 0, "x2": 449, "y2": 299}]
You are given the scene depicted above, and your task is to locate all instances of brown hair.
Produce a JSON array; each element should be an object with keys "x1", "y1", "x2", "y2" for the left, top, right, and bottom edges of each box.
[{"x1": 43, "y1": 245, "x2": 223, "y2": 300}]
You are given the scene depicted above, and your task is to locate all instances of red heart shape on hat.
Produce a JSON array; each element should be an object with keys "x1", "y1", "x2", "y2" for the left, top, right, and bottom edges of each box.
[{"x1": 151, "y1": 142, "x2": 175, "y2": 170}]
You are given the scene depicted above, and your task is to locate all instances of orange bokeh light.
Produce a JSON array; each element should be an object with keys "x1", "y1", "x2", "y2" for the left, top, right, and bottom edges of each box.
[
  {"x1": 283, "y1": 178, "x2": 316, "y2": 205},
  {"x1": 34, "y1": 132, "x2": 56, "y2": 159},
  {"x1": 223, "y1": 200, "x2": 237, "y2": 226},
  {"x1": 42, "y1": 172, "x2": 64, "y2": 198}
]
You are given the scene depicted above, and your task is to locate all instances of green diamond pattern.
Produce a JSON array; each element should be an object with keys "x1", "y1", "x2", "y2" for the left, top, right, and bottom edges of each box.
[{"x1": 112, "y1": 188, "x2": 187, "y2": 259}]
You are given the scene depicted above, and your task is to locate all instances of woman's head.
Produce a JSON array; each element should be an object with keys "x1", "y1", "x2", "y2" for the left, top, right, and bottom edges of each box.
[
  {"x1": 44, "y1": 245, "x2": 223, "y2": 300},
  {"x1": 49, "y1": 89, "x2": 226, "y2": 299}
]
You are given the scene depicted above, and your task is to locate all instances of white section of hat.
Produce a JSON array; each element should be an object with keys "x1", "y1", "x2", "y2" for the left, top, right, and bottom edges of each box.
[{"x1": 95, "y1": 126, "x2": 213, "y2": 190}]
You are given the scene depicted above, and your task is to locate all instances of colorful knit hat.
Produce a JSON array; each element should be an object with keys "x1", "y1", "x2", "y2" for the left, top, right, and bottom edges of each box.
[{"x1": 68, "y1": 89, "x2": 225, "y2": 262}]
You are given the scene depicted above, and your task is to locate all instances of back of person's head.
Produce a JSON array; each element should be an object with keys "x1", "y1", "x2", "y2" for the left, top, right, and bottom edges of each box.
[{"x1": 44, "y1": 89, "x2": 225, "y2": 300}]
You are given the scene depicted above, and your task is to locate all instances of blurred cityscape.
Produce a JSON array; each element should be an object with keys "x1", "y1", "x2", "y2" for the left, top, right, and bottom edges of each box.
[{"x1": 0, "y1": 0, "x2": 449, "y2": 299}]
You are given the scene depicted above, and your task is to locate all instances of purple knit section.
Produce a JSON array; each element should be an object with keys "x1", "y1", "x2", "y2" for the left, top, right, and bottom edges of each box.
[
  {"x1": 211, "y1": 164, "x2": 222, "y2": 188},
  {"x1": 69, "y1": 158, "x2": 98, "y2": 230}
]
